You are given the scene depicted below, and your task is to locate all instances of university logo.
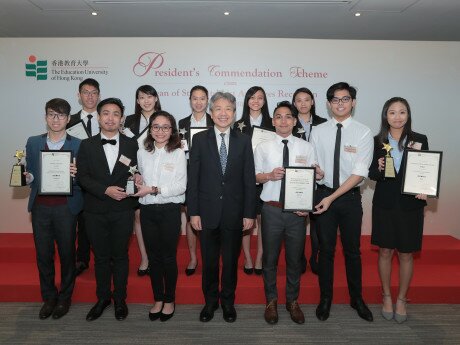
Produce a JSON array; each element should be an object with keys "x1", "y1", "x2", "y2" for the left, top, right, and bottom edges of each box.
[{"x1": 25, "y1": 55, "x2": 48, "y2": 80}]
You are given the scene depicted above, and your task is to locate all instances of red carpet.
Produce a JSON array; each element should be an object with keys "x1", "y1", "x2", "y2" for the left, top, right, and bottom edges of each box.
[{"x1": 0, "y1": 234, "x2": 459, "y2": 304}]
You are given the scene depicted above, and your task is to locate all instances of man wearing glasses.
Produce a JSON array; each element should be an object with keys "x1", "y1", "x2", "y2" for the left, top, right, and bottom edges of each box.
[
  {"x1": 67, "y1": 78, "x2": 101, "y2": 276},
  {"x1": 77, "y1": 98, "x2": 139, "y2": 321},
  {"x1": 24, "y1": 98, "x2": 82, "y2": 319},
  {"x1": 310, "y1": 82, "x2": 374, "y2": 322}
]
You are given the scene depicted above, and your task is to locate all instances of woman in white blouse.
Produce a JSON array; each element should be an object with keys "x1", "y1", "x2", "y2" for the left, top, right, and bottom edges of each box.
[{"x1": 134, "y1": 111, "x2": 187, "y2": 322}]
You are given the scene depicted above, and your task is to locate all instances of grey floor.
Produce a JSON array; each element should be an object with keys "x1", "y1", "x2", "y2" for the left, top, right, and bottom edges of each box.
[{"x1": 0, "y1": 303, "x2": 459, "y2": 345}]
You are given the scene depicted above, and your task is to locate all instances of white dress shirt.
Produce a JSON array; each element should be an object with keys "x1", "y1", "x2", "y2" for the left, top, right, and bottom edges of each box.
[
  {"x1": 190, "y1": 113, "x2": 207, "y2": 127},
  {"x1": 139, "y1": 114, "x2": 150, "y2": 133},
  {"x1": 214, "y1": 126, "x2": 230, "y2": 154},
  {"x1": 254, "y1": 134, "x2": 317, "y2": 202},
  {"x1": 81, "y1": 110, "x2": 99, "y2": 136},
  {"x1": 137, "y1": 145, "x2": 187, "y2": 205},
  {"x1": 101, "y1": 133, "x2": 119, "y2": 174},
  {"x1": 310, "y1": 117, "x2": 373, "y2": 188},
  {"x1": 250, "y1": 114, "x2": 263, "y2": 127}
]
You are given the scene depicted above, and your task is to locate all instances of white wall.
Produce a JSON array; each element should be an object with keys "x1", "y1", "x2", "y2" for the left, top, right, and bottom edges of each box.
[{"x1": 1, "y1": 38, "x2": 458, "y2": 238}]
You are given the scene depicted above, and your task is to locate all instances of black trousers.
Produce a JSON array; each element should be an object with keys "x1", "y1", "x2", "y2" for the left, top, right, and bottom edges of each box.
[
  {"x1": 316, "y1": 187, "x2": 363, "y2": 300},
  {"x1": 85, "y1": 209, "x2": 134, "y2": 302},
  {"x1": 76, "y1": 211, "x2": 91, "y2": 264},
  {"x1": 200, "y1": 224, "x2": 243, "y2": 306},
  {"x1": 140, "y1": 203, "x2": 181, "y2": 303},
  {"x1": 31, "y1": 203, "x2": 77, "y2": 302}
]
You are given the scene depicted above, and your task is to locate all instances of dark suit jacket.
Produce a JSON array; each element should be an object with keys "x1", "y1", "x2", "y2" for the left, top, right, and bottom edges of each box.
[
  {"x1": 293, "y1": 114, "x2": 327, "y2": 141},
  {"x1": 77, "y1": 133, "x2": 139, "y2": 213},
  {"x1": 369, "y1": 132, "x2": 428, "y2": 211},
  {"x1": 178, "y1": 113, "x2": 213, "y2": 145},
  {"x1": 234, "y1": 115, "x2": 274, "y2": 136},
  {"x1": 67, "y1": 110, "x2": 83, "y2": 128},
  {"x1": 124, "y1": 113, "x2": 144, "y2": 137},
  {"x1": 187, "y1": 127, "x2": 256, "y2": 229},
  {"x1": 25, "y1": 133, "x2": 83, "y2": 215}
]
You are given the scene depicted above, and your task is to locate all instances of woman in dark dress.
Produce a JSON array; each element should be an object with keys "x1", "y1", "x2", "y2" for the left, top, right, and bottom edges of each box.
[
  {"x1": 369, "y1": 97, "x2": 428, "y2": 323},
  {"x1": 234, "y1": 86, "x2": 273, "y2": 275}
]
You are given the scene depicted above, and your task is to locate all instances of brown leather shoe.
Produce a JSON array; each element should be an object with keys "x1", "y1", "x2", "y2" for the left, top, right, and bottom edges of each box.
[
  {"x1": 264, "y1": 299, "x2": 278, "y2": 324},
  {"x1": 286, "y1": 300, "x2": 305, "y2": 324}
]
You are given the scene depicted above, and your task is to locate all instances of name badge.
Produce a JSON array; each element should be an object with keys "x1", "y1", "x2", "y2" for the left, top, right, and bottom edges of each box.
[
  {"x1": 162, "y1": 163, "x2": 175, "y2": 172},
  {"x1": 295, "y1": 155, "x2": 307, "y2": 165},
  {"x1": 119, "y1": 155, "x2": 131, "y2": 166},
  {"x1": 408, "y1": 141, "x2": 422, "y2": 150},
  {"x1": 344, "y1": 145, "x2": 357, "y2": 153}
]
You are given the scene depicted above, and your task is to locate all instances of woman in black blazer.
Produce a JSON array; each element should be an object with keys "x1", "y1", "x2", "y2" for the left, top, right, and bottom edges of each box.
[
  {"x1": 123, "y1": 85, "x2": 162, "y2": 276},
  {"x1": 235, "y1": 86, "x2": 273, "y2": 275},
  {"x1": 291, "y1": 87, "x2": 327, "y2": 275},
  {"x1": 369, "y1": 97, "x2": 428, "y2": 323}
]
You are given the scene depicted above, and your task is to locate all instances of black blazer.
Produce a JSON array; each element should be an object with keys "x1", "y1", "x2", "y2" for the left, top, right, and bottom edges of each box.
[
  {"x1": 67, "y1": 110, "x2": 83, "y2": 128},
  {"x1": 77, "y1": 133, "x2": 139, "y2": 213},
  {"x1": 369, "y1": 132, "x2": 428, "y2": 211},
  {"x1": 234, "y1": 115, "x2": 275, "y2": 136},
  {"x1": 187, "y1": 128, "x2": 256, "y2": 229},
  {"x1": 293, "y1": 114, "x2": 327, "y2": 141},
  {"x1": 178, "y1": 113, "x2": 213, "y2": 145},
  {"x1": 124, "y1": 113, "x2": 144, "y2": 136}
]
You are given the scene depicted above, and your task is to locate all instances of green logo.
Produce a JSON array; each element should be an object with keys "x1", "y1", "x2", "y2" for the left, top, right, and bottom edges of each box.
[{"x1": 25, "y1": 55, "x2": 47, "y2": 80}]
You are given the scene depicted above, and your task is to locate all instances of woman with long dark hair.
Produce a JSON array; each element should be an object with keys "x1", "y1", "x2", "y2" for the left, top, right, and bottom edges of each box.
[
  {"x1": 124, "y1": 85, "x2": 162, "y2": 276},
  {"x1": 134, "y1": 111, "x2": 186, "y2": 322},
  {"x1": 235, "y1": 86, "x2": 273, "y2": 275},
  {"x1": 369, "y1": 97, "x2": 428, "y2": 323}
]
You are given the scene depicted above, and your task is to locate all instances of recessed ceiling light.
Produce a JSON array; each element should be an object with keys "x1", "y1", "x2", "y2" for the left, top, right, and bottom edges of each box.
[
  {"x1": 92, "y1": 11, "x2": 98, "y2": 16},
  {"x1": 355, "y1": 12, "x2": 361, "y2": 17},
  {"x1": 224, "y1": 11, "x2": 230, "y2": 16}
]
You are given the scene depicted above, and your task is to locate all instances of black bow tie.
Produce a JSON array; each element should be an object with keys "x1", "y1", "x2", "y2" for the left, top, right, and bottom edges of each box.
[{"x1": 101, "y1": 139, "x2": 117, "y2": 145}]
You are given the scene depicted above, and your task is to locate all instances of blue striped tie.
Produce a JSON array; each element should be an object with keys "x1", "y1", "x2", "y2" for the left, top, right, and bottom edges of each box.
[{"x1": 219, "y1": 133, "x2": 227, "y2": 174}]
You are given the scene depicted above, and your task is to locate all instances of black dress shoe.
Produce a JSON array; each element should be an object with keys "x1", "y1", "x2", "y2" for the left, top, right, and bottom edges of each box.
[
  {"x1": 222, "y1": 304, "x2": 237, "y2": 323},
  {"x1": 185, "y1": 264, "x2": 197, "y2": 276},
  {"x1": 75, "y1": 261, "x2": 89, "y2": 276},
  {"x1": 309, "y1": 257, "x2": 319, "y2": 275},
  {"x1": 160, "y1": 303, "x2": 175, "y2": 322},
  {"x1": 86, "y1": 299, "x2": 111, "y2": 321},
  {"x1": 199, "y1": 303, "x2": 218, "y2": 322},
  {"x1": 254, "y1": 268, "x2": 263, "y2": 275},
  {"x1": 114, "y1": 300, "x2": 128, "y2": 320},
  {"x1": 316, "y1": 298, "x2": 331, "y2": 321},
  {"x1": 52, "y1": 300, "x2": 71, "y2": 319},
  {"x1": 350, "y1": 298, "x2": 373, "y2": 322},
  {"x1": 243, "y1": 267, "x2": 254, "y2": 275},
  {"x1": 137, "y1": 266, "x2": 150, "y2": 277},
  {"x1": 39, "y1": 300, "x2": 56, "y2": 319}
]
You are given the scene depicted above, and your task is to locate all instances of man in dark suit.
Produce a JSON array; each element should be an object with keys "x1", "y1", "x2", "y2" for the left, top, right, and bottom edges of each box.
[
  {"x1": 187, "y1": 92, "x2": 256, "y2": 323},
  {"x1": 67, "y1": 78, "x2": 101, "y2": 276},
  {"x1": 77, "y1": 98, "x2": 139, "y2": 321},
  {"x1": 25, "y1": 98, "x2": 83, "y2": 319}
]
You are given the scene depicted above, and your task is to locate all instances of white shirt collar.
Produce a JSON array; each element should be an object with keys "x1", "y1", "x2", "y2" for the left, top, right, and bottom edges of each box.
[{"x1": 332, "y1": 116, "x2": 353, "y2": 129}]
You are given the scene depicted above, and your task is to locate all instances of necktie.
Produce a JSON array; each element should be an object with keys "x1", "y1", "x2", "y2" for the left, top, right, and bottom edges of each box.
[
  {"x1": 279, "y1": 139, "x2": 289, "y2": 203},
  {"x1": 86, "y1": 114, "x2": 93, "y2": 136},
  {"x1": 101, "y1": 139, "x2": 117, "y2": 145},
  {"x1": 219, "y1": 133, "x2": 227, "y2": 174},
  {"x1": 333, "y1": 123, "x2": 343, "y2": 189}
]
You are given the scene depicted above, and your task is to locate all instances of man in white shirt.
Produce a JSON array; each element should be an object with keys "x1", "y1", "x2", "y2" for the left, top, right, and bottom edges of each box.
[
  {"x1": 254, "y1": 101, "x2": 321, "y2": 325},
  {"x1": 310, "y1": 82, "x2": 374, "y2": 322},
  {"x1": 67, "y1": 78, "x2": 101, "y2": 276}
]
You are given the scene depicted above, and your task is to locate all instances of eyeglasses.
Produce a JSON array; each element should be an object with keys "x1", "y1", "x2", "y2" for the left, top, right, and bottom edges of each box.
[
  {"x1": 151, "y1": 125, "x2": 172, "y2": 132},
  {"x1": 330, "y1": 96, "x2": 352, "y2": 104},
  {"x1": 81, "y1": 90, "x2": 99, "y2": 96},
  {"x1": 46, "y1": 113, "x2": 68, "y2": 120}
]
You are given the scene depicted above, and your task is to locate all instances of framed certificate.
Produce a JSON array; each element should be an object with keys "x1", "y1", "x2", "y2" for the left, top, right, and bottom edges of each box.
[
  {"x1": 283, "y1": 167, "x2": 315, "y2": 212},
  {"x1": 66, "y1": 120, "x2": 89, "y2": 140},
  {"x1": 189, "y1": 127, "x2": 208, "y2": 149},
  {"x1": 39, "y1": 150, "x2": 73, "y2": 195},
  {"x1": 251, "y1": 126, "x2": 276, "y2": 151},
  {"x1": 401, "y1": 150, "x2": 442, "y2": 198},
  {"x1": 136, "y1": 127, "x2": 149, "y2": 147}
]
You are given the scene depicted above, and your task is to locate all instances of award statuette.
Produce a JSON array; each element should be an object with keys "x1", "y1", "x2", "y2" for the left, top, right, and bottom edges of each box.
[
  {"x1": 382, "y1": 143, "x2": 396, "y2": 178},
  {"x1": 10, "y1": 150, "x2": 26, "y2": 187},
  {"x1": 126, "y1": 165, "x2": 138, "y2": 196}
]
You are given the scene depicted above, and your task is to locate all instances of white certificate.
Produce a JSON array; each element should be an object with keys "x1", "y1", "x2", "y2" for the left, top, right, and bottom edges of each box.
[
  {"x1": 66, "y1": 120, "x2": 89, "y2": 140},
  {"x1": 283, "y1": 167, "x2": 315, "y2": 212},
  {"x1": 251, "y1": 126, "x2": 276, "y2": 151},
  {"x1": 189, "y1": 127, "x2": 208, "y2": 149},
  {"x1": 39, "y1": 150, "x2": 72, "y2": 195},
  {"x1": 402, "y1": 150, "x2": 442, "y2": 198}
]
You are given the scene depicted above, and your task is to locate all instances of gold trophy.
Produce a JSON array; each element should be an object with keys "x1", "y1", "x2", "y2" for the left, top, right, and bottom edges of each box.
[
  {"x1": 382, "y1": 143, "x2": 396, "y2": 178},
  {"x1": 10, "y1": 150, "x2": 26, "y2": 186}
]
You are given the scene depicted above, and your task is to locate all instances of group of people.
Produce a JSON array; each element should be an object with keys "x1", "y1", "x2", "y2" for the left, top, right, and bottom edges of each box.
[{"x1": 24, "y1": 78, "x2": 429, "y2": 326}]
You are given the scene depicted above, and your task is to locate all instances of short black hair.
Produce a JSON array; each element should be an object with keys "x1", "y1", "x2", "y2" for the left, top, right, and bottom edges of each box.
[
  {"x1": 79, "y1": 78, "x2": 100, "y2": 93},
  {"x1": 326, "y1": 82, "x2": 357, "y2": 101},
  {"x1": 97, "y1": 97, "x2": 125, "y2": 115},
  {"x1": 45, "y1": 98, "x2": 71, "y2": 115},
  {"x1": 273, "y1": 100, "x2": 295, "y2": 115}
]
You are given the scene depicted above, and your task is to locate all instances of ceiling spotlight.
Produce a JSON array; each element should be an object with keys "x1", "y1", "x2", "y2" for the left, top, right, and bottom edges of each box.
[
  {"x1": 92, "y1": 11, "x2": 98, "y2": 16},
  {"x1": 355, "y1": 12, "x2": 361, "y2": 17},
  {"x1": 224, "y1": 11, "x2": 230, "y2": 16}
]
